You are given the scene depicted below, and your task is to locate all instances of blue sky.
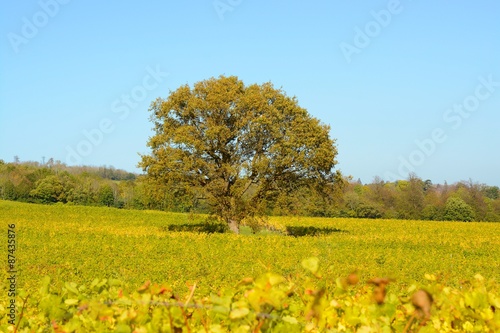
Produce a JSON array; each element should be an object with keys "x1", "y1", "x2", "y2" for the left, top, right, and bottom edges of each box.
[{"x1": 1, "y1": 1, "x2": 499, "y2": 186}]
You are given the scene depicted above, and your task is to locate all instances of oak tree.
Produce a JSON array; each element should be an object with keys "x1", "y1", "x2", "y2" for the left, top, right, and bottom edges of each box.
[{"x1": 139, "y1": 76, "x2": 341, "y2": 232}]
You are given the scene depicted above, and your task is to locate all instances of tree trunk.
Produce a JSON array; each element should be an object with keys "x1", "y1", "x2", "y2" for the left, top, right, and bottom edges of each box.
[{"x1": 228, "y1": 219, "x2": 239, "y2": 234}]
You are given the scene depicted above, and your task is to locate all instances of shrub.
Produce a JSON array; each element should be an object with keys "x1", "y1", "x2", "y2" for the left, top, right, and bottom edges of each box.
[{"x1": 443, "y1": 197, "x2": 475, "y2": 222}]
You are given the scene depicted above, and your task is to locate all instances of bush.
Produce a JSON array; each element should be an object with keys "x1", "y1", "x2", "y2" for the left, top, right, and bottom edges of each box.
[{"x1": 443, "y1": 197, "x2": 476, "y2": 222}]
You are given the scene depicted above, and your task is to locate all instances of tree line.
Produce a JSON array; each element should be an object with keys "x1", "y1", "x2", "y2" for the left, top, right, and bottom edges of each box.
[
  {"x1": 1, "y1": 159, "x2": 498, "y2": 222},
  {"x1": 335, "y1": 175, "x2": 499, "y2": 222}
]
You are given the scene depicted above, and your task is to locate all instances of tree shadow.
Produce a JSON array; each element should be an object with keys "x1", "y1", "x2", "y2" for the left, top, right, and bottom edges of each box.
[
  {"x1": 160, "y1": 222, "x2": 228, "y2": 234},
  {"x1": 161, "y1": 223, "x2": 347, "y2": 236},
  {"x1": 285, "y1": 226, "x2": 347, "y2": 237}
]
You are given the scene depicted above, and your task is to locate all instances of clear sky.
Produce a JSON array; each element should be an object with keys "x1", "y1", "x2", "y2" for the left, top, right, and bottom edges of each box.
[{"x1": 1, "y1": 1, "x2": 499, "y2": 186}]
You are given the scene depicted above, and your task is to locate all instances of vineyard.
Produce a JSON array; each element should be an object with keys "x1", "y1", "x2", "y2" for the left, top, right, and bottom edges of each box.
[{"x1": 1, "y1": 200, "x2": 499, "y2": 332}]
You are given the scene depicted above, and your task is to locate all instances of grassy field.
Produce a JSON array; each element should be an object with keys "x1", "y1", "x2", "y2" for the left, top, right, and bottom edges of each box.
[
  {"x1": 1, "y1": 199, "x2": 499, "y2": 295},
  {"x1": 1, "y1": 200, "x2": 500, "y2": 331}
]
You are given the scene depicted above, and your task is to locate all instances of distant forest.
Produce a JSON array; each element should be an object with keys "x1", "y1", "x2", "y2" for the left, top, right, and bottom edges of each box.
[{"x1": 1, "y1": 158, "x2": 498, "y2": 222}]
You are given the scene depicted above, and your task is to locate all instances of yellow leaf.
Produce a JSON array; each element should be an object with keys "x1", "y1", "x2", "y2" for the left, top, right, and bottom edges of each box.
[
  {"x1": 282, "y1": 315, "x2": 298, "y2": 324},
  {"x1": 64, "y1": 299, "x2": 79, "y2": 306},
  {"x1": 302, "y1": 257, "x2": 319, "y2": 274}
]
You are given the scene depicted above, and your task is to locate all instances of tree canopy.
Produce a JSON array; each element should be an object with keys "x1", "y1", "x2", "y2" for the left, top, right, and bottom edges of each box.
[{"x1": 139, "y1": 75, "x2": 342, "y2": 231}]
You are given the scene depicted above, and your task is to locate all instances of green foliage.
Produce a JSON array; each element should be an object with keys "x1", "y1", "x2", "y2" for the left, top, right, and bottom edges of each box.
[
  {"x1": 484, "y1": 186, "x2": 499, "y2": 200},
  {"x1": 30, "y1": 173, "x2": 74, "y2": 203},
  {"x1": 98, "y1": 185, "x2": 115, "y2": 207},
  {"x1": 444, "y1": 197, "x2": 476, "y2": 222},
  {"x1": 0, "y1": 180, "x2": 17, "y2": 200},
  {"x1": 339, "y1": 192, "x2": 382, "y2": 219},
  {"x1": 421, "y1": 204, "x2": 442, "y2": 221},
  {"x1": 355, "y1": 202, "x2": 383, "y2": 219},
  {"x1": 338, "y1": 176, "x2": 500, "y2": 222},
  {"x1": 0, "y1": 161, "x2": 152, "y2": 210},
  {"x1": 395, "y1": 174, "x2": 425, "y2": 220}
]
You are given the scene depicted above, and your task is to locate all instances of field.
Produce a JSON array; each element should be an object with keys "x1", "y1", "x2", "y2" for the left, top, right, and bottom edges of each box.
[{"x1": 1, "y1": 200, "x2": 499, "y2": 331}]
